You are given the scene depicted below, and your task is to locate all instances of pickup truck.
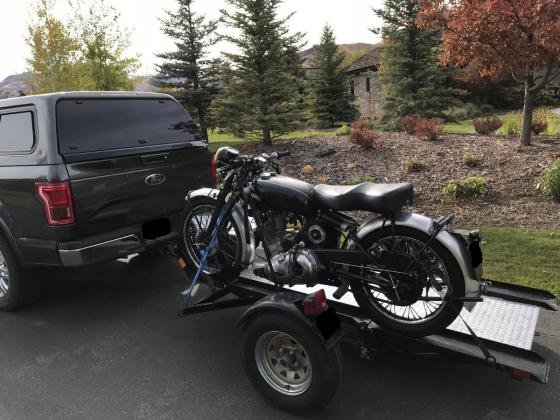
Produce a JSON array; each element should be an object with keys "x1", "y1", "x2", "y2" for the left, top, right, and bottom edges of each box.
[{"x1": 0, "y1": 92, "x2": 213, "y2": 310}]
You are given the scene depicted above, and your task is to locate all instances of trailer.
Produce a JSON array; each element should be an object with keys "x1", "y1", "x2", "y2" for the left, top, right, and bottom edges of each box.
[{"x1": 178, "y1": 259, "x2": 558, "y2": 414}]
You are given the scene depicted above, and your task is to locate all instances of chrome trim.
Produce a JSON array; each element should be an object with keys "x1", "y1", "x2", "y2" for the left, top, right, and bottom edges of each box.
[
  {"x1": 58, "y1": 234, "x2": 143, "y2": 266},
  {"x1": 186, "y1": 188, "x2": 255, "y2": 267},
  {"x1": 353, "y1": 212, "x2": 481, "y2": 298}
]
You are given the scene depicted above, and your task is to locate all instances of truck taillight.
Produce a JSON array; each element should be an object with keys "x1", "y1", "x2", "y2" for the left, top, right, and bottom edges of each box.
[
  {"x1": 35, "y1": 182, "x2": 75, "y2": 226},
  {"x1": 210, "y1": 155, "x2": 218, "y2": 186}
]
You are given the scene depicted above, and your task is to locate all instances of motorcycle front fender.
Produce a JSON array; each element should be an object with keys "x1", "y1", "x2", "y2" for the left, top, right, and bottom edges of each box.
[
  {"x1": 186, "y1": 188, "x2": 256, "y2": 268},
  {"x1": 354, "y1": 212, "x2": 481, "y2": 299}
]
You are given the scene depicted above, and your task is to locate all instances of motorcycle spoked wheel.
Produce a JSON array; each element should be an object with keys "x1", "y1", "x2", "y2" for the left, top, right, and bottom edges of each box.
[
  {"x1": 179, "y1": 196, "x2": 244, "y2": 286},
  {"x1": 349, "y1": 225, "x2": 465, "y2": 337}
]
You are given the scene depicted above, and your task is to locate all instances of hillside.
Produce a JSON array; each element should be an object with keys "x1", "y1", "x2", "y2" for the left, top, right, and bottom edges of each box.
[
  {"x1": 0, "y1": 74, "x2": 157, "y2": 98},
  {"x1": 0, "y1": 74, "x2": 28, "y2": 99}
]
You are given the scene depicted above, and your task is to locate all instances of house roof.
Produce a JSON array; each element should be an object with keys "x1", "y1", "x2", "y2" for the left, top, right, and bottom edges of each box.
[{"x1": 346, "y1": 47, "x2": 381, "y2": 74}]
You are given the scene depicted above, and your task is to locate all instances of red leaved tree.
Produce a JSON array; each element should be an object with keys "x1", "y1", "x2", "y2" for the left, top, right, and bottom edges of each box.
[{"x1": 417, "y1": 0, "x2": 560, "y2": 146}]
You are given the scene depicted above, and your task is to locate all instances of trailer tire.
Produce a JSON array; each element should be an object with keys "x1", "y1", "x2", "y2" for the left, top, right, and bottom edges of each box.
[{"x1": 240, "y1": 312, "x2": 342, "y2": 414}]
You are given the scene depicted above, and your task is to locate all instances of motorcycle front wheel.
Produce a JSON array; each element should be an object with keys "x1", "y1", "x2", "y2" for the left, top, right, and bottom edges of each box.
[
  {"x1": 350, "y1": 225, "x2": 465, "y2": 337},
  {"x1": 179, "y1": 195, "x2": 244, "y2": 285}
]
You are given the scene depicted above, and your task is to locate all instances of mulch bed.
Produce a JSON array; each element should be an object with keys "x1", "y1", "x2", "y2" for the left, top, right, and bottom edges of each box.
[{"x1": 237, "y1": 133, "x2": 560, "y2": 229}]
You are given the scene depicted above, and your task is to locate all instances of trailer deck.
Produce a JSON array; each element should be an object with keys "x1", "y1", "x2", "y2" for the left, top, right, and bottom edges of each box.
[{"x1": 181, "y1": 265, "x2": 557, "y2": 384}]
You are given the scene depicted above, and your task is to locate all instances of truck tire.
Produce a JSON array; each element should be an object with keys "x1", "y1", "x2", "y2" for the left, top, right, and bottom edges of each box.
[
  {"x1": 240, "y1": 312, "x2": 342, "y2": 414},
  {"x1": 0, "y1": 235, "x2": 43, "y2": 311}
]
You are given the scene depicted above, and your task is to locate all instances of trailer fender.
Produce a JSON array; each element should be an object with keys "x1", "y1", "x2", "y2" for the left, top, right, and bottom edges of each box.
[
  {"x1": 354, "y1": 212, "x2": 481, "y2": 299},
  {"x1": 186, "y1": 188, "x2": 255, "y2": 267},
  {"x1": 237, "y1": 292, "x2": 341, "y2": 343}
]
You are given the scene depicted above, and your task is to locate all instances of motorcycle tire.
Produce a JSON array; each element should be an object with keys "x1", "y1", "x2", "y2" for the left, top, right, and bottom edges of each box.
[
  {"x1": 179, "y1": 195, "x2": 243, "y2": 285},
  {"x1": 350, "y1": 225, "x2": 465, "y2": 337}
]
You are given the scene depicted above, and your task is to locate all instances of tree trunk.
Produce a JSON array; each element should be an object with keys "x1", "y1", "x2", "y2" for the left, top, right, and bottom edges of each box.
[
  {"x1": 263, "y1": 128, "x2": 272, "y2": 146},
  {"x1": 520, "y1": 80, "x2": 534, "y2": 147},
  {"x1": 198, "y1": 113, "x2": 208, "y2": 141}
]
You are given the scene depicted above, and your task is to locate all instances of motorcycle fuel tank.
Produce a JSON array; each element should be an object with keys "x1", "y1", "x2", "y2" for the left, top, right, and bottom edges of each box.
[{"x1": 252, "y1": 174, "x2": 316, "y2": 214}]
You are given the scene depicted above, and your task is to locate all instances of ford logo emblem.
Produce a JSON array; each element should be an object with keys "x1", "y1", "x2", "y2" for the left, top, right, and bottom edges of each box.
[{"x1": 145, "y1": 173, "x2": 166, "y2": 186}]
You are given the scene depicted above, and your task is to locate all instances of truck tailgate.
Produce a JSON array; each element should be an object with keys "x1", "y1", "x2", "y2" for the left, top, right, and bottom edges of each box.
[
  {"x1": 56, "y1": 96, "x2": 212, "y2": 238},
  {"x1": 65, "y1": 148, "x2": 210, "y2": 235}
]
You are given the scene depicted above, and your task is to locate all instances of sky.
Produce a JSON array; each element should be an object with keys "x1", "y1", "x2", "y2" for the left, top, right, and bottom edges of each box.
[{"x1": 0, "y1": 0, "x2": 384, "y2": 82}]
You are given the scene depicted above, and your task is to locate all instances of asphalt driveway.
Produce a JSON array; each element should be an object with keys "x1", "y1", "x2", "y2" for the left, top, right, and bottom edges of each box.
[{"x1": 0, "y1": 254, "x2": 558, "y2": 419}]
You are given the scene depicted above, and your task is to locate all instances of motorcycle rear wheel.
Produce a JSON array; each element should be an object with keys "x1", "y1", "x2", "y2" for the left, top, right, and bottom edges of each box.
[{"x1": 350, "y1": 225, "x2": 464, "y2": 337}]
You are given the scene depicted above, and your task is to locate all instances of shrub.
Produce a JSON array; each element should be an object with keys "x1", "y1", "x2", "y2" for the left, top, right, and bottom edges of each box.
[
  {"x1": 349, "y1": 118, "x2": 381, "y2": 149},
  {"x1": 499, "y1": 108, "x2": 554, "y2": 136},
  {"x1": 498, "y1": 111, "x2": 522, "y2": 135},
  {"x1": 463, "y1": 153, "x2": 480, "y2": 167},
  {"x1": 473, "y1": 116, "x2": 502, "y2": 135},
  {"x1": 479, "y1": 104, "x2": 496, "y2": 116},
  {"x1": 447, "y1": 103, "x2": 482, "y2": 121},
  {"x1": 401, "y1": 114, "x2": 422, "y2": 135},
  {"x1": 532, "y1": 120, "x2": 548, "y2": 135},
  {"x1": 301, "y1": 165, "x2": 314, "y2": 175},
  {"x1": 413, "y1": 117, "x2": 444, "y2": 141},
  {"x1": 401, "y1": 115, "x2": 444, "y2": 140},
  {"x1": 443, "y1": 177, "x2": 489, "y2": 198},
  {"x1": 541, "y1": 159, "x2": 560, "y2": 202},
  {"x1": 404, "y1": 159, "x2": 425, "y2": 173},
  {"x1": 315, "y1": 147, "x2": 336, "y2": 158},
  {"x1": 532, "y1": 108, "x2": 553, "y2": 135},
  {"x1": 335, "y1": 124, "x2": 351, "y2": 136},
  {"x1": 346, "y1": 174, "x2": 376, "y2": 185}
]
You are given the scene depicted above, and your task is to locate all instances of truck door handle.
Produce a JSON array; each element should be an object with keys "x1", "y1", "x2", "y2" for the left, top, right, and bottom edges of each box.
[{"x1": 141, "y1": 153, "x2": 170, "y2": 165}]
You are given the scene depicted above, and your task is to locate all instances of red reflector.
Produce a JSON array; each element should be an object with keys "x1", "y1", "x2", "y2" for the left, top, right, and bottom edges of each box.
[
  {"x1": 512, "y1": 368, "x2": 532, "y2": 379},
  {"x1": 35, "y1": 182, "x2": 75, "y2": 226},
  {"x1": 210, "y1": 155, "x2": 218, "y2": 186},
  {"x1": 303, "y1": 289, "x2": 328, "y2": 316}
]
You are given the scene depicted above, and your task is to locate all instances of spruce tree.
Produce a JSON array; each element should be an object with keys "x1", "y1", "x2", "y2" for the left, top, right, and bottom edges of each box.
[
  {"x1": 212, "y1": 0, "x2": 305, "y2": 146},
  {"x1": 155, "y1": 0, "x2": 220, "y2": 140},
  {"x1": 375, "y1": 0, "x2": 459, "y2": 130},
  {"x1": 311, "y1": 25, "x2": 357, "y2": 127}
]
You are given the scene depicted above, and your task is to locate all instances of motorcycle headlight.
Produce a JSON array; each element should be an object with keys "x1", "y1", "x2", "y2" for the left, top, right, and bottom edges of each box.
[{"x1": 214, "y1": 146, "x2": 240, "y2": 168}]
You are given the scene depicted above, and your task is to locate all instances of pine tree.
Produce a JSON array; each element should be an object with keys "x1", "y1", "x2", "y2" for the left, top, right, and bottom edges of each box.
[
  {"x1": 375, "y1": 0, "x2": 459, "y2": 130},
  {"x1": 155, "y1": 0, "x2": 220, "y2": 140},
  {"x1": 212, "y1": 0, "x2": 305, "y2": 146},
  {"x1": 311, "y1": 25, "x2": 357, "y2": 127}
]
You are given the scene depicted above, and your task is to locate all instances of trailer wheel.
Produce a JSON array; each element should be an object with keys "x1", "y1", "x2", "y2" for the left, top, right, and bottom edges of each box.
[{"x1": 240, "y1": 312, "x2": 342, "y2": 414}]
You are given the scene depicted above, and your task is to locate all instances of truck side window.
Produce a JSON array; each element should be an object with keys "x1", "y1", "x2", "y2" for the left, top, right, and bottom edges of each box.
[{"x1": 0, "y1": 111, "x2": 35, "y2": 152}]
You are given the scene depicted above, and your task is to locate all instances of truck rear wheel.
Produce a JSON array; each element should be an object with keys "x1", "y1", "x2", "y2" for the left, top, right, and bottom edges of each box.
[
  {"x1": 240, "y1": 312, "x2": 342, "y2": 414},
  {"x1": 0, "y1": 235, "x2": 43, "y2": 311}
]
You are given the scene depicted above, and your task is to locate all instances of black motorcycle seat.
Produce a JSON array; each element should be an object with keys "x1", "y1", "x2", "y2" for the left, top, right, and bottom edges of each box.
[{"x1": 314, "y1": 182, "x2": 414, "y2": 214}]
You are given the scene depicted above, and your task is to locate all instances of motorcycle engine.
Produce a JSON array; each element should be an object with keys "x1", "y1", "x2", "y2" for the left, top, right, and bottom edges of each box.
[
  {"x1": 263, "y1": 245, "x2": 321, "y2": 287},
  {"x1": 256, "y1": 213, "x2": 323, "y2": 286}
]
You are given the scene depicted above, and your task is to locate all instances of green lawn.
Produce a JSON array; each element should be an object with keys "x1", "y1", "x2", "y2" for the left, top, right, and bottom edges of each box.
[
  {"x1": 481, "y1": 227, "x2": 560, "y2": 295},
  {"x1": 444, "y1": 119, "x2": 477, "y2": 134},
  {"x1": 208, "y1": 128, "x2": 338, "y2": 151},
  {"x1": 444, "y1": 113, "x2": 560, "y2": 135}
]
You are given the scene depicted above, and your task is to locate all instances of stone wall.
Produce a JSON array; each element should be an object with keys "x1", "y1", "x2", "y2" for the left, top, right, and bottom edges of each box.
[{"x1": 350, "y1": 69, "x2": 381, "y2": 119}]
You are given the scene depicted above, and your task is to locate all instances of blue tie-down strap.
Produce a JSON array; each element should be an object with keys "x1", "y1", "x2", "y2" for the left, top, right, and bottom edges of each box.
[{"x1": 182, "y1": 202, "x2": 232, "y2": 299}]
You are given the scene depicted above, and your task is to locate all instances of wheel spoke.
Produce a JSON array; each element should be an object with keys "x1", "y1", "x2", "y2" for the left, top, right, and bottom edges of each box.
[{"x1": 355, "y1": 235, "x2": 451, "y2": 325}]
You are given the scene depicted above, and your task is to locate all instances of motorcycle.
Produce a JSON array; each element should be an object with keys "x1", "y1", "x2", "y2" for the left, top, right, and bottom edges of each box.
[{"x1": 179, "y1": 146, "x2": 484, "y2": 337}]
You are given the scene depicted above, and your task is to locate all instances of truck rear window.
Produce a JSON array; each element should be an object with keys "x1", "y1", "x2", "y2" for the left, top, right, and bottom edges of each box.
[{"x1": 57, "y1": 98, "x2": 197, "y2": 158}]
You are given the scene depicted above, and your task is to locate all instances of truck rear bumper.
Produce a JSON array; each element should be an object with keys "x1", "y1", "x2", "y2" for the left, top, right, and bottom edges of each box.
[
  {"x1": 58, "y1": 234, "x2": 144, "y2": 267},
  {"x1": 16, "y1": 222, "x2": 178, "y2": 267}
]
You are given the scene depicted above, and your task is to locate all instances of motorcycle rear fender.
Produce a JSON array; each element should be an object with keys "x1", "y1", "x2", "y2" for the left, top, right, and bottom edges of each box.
[
  {"x1": 354, "y1": 212, "x2": 481, "y2": 299},
  {"x1": 186, "y1": 188, "x2": 255, "y2": 268}
]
